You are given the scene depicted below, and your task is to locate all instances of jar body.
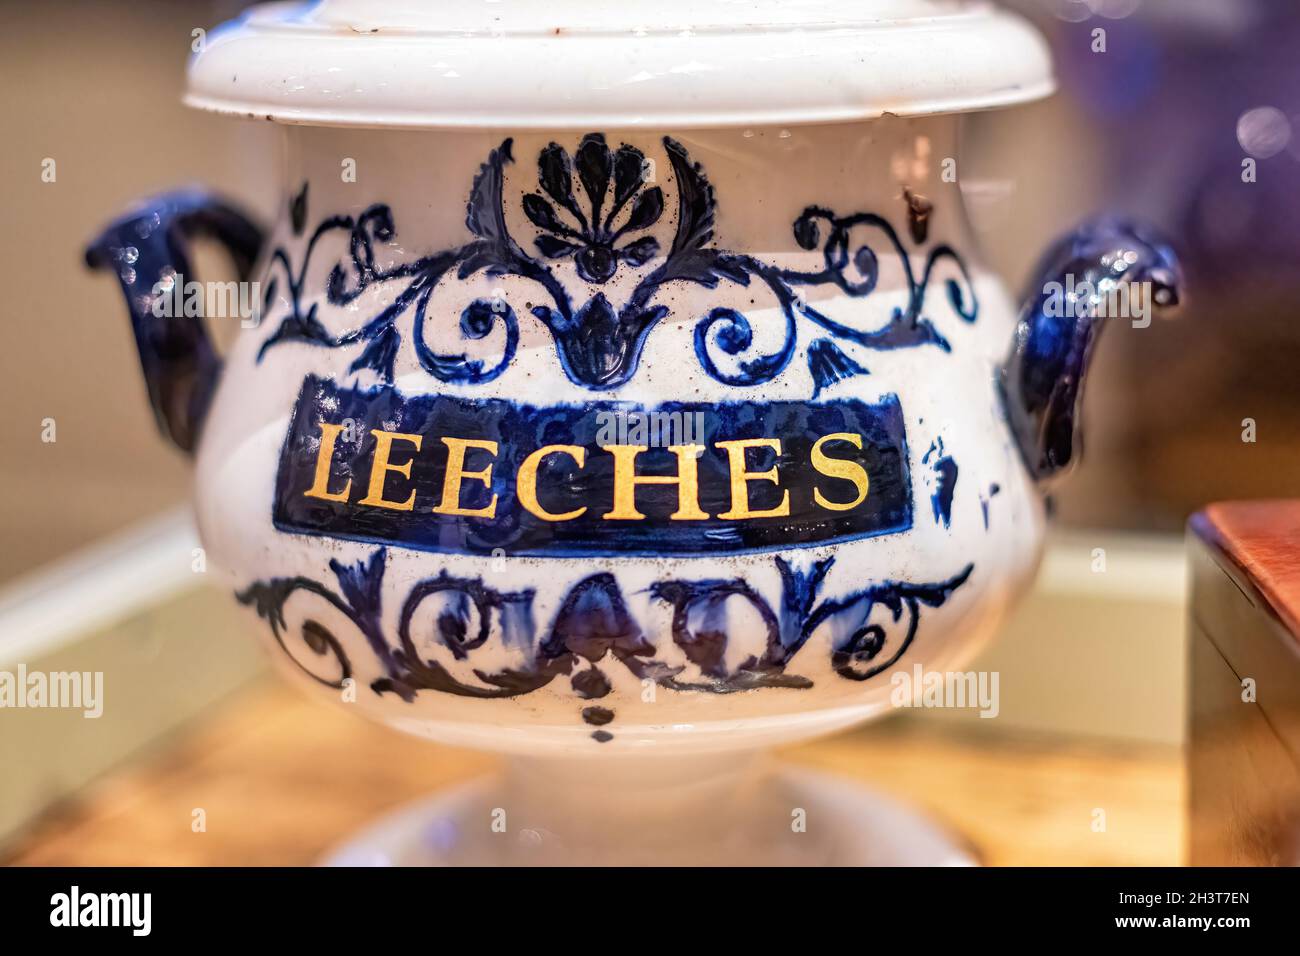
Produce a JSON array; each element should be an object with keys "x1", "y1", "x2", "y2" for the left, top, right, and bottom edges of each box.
[{"x1": 195, "y1": 117, "x2": 1044, "y2": 755}]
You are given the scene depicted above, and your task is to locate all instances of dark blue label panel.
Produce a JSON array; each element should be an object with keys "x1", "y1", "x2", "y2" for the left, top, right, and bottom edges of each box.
[{"x1": 273, "y1": 376, "x2": 912, "y2": 557}]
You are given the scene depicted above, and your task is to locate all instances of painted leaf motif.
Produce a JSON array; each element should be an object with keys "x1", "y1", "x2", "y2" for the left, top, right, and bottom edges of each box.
[
  {"x1": 609, "y1": 145, "x2": 647, "y2": 219},
  {"x1": 807, "y1": 337, "x2": 869, "y2": 399},
  {"x1": 331, "y1": 549, "x2": 387, "y2": 619},
  {"x1": 522, "y1": 193, "x2": 566, "y2": 233},
  {"x1": 256, "y1": 130, "x2": 983, "y2": 395},
  {"x1": 465, "y1": 138, "x2": 514, "y2": 248},
  {"x1": 537, "y1": 142, "x2": 586, "y2": 227},
  {"x1": 623, "y1": 186, "x2": 664, "y2": 232},
  {"x1": 540, "y1": 572, "x2": 651, "y2": 662},
  {"x1": 575, "y1": 134, "x2": 613, "y2": 224},
  {"x1": 620, "y1": 235, "x2": 659, "y2": 266},
  {"x1": 535, "y1": 234, "x2": 579, "y2": 259},
  {"x1": 348, "y1": 324, "x2": 400, "y2": 380},
  {"x1": 664, "y1": 136, "x2": 716, "y2": 255}
]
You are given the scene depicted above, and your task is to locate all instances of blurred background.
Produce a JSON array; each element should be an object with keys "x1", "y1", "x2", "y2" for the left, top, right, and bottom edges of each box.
[
  {"x1": 982, "y1": 0, "x2": 1300, "y2": 530},
  {"x1": 1, "y1": 0, "x2": 1297, "y2": 865}
]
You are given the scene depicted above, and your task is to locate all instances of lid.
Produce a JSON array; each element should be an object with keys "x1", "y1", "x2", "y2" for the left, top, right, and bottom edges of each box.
[{"x1": 186, "y1": 0, "x2": 1054, "y2": 129}]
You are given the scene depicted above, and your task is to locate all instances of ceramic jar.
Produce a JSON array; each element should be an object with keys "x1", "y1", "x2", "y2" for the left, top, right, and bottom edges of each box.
[{"x1": 89, "y1": 0, "x2": 1181, "y2": 761}]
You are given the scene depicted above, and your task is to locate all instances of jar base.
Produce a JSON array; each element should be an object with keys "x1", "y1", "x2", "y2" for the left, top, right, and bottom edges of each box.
[{"x1": 321, "y1": 762, "x2": 978, "y2": 866}]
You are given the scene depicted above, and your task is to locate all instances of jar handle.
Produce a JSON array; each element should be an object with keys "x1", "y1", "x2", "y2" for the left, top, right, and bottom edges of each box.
[
  {"x1": 85, "y1": 190, "x2": 264, "y2": 454},
  {"x1": 999, "y1": 218, "x2": 1182, "y2": 484}
]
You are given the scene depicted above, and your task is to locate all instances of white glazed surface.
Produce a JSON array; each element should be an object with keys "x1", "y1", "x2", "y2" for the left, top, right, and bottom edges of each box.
[{"x1": 196, "y1": 117, "x2": 1044, "y2": 756}]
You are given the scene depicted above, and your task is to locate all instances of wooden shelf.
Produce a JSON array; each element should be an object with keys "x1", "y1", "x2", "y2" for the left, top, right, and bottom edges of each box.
[{"x1": 5, "y1": 681, "x2": 1182, "y2": 867}]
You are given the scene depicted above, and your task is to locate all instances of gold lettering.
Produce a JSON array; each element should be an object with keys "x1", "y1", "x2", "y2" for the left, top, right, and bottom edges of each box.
[
  {"x1": 304, "y1": 422, "x2": 353, "y2": 503},
  {"x1": 358, "y1": 429, "x2": 423, "y2": 511},
  {"x1": 602, "y1": 445, "x2": 708, "y2": 520},
  {"x1": 433, "y1": 437, "x2": 499, "y2": 518},
  {"x1": 715, "y1": 438, "x2": 790, "y2": 520},
  {"x1": 518, "y1": 445, "x2": 587, "y2": 522},
  {"x1": 810, "y1": 433, "x2": 869, "y2": 511}
]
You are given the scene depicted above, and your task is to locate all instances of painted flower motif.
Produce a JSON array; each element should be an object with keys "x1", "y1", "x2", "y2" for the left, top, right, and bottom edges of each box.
[{"x1": 523, "y1": 133, "x2": 663, "y2": 284}]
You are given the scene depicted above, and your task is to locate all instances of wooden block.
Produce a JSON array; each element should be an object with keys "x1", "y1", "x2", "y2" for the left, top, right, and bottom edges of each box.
[{"x1": 1188, "y1": 501, "x2": 1300, "y2": 866}]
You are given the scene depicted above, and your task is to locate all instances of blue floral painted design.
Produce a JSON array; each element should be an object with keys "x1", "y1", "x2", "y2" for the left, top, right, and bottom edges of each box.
[
  {"x1": 237, "y1": 549, "x2": 974, "y2": 712},
  {"x1": 525, "y1": 134, "x2": 663, "y2": 284},
  {"x1": 922, "y1": 437, "x2": 958, "y2": 529},
  {"x1": 807, "y1": 338, "x2": 870, "y2": 399},
  {"x1": 258, "y1": 135, "x2": 979, "y2": 393}
]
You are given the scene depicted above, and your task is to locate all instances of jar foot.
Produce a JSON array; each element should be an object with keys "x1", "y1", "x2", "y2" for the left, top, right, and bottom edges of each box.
[{"x1": 322, "y1": 755, "x2": 977, "y2": 866}]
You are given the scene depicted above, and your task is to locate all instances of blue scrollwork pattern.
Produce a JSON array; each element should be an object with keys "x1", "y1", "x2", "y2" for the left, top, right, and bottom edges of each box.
[
  {"x1": 237, "y1": 549, "x2": 974, "y2": 715},
  {"x1": 257, "y1": 135, "x2": 978, "y2": 392}
]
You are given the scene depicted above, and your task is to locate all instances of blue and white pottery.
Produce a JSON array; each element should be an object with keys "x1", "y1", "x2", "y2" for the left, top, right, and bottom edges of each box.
[{"x1": 88, "y1": 0, "x2": 1181, "y2": 864}]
